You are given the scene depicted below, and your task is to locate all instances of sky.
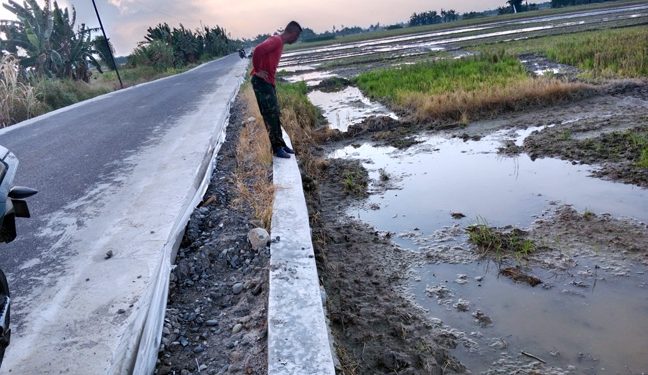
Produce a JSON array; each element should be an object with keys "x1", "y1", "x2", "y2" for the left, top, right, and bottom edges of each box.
[{"x1": 0, "y1": 0, "x2": 508, "y2": 56}]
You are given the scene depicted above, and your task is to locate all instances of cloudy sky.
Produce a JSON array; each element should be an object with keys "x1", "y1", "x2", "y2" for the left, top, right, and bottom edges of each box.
[{"x1": 0, "y1": 0, "x2": 507, "y2": 56}]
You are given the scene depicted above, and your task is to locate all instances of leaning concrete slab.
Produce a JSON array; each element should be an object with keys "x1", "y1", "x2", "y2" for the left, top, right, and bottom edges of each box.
[{"x1": 267, "y1": 132, "x2": 336, "y2": 375}]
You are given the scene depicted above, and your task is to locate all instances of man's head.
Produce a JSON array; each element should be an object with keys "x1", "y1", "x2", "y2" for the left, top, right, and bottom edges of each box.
[{"x1": 281, "y1": 21, "x2": 302, "y2": 44}]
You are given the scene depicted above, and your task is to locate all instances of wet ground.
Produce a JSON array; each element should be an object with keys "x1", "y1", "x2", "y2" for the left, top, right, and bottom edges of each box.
[
  {"x1": 275, "y1": 4, "x2": 648, "y2": 374},
  {"x1": 316, "y1": 97, "x2": 648, "y2": 373},
  {"x1": 279, "y1": 3, "x2": 648, "y2": 80},
  {"x1": 289, "y1": 22, "x2": 648, "y2": 374}
]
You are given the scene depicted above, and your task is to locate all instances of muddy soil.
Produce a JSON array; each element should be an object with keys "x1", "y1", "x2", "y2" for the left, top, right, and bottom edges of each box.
[
  {"x1": 460, "y1": 204, "x2": 648, "y2": 276},
  {"x1": 528, "y1": 205, "x2": 648, "y2": 270},
  {"x1": 518, "y1": 53, "x2": 581, "y2": 80},
  {"x1": 301, "y1": 158, "x2": 465, "y2": 374},
  {"x1": 156, "y1": 97, "x2": 270, "y2": 375},
  {"x1": 311, "y1": 77, "x2": 353, "y2": 93},
  {"x1": 497, "y1": 80, "x2": 648, "y2": 187},
  {"x1": 343, "y1": 79, "x2": 648, "y2": 188}
]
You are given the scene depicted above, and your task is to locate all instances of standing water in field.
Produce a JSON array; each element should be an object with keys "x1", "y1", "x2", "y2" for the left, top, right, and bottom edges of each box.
[
  {"x1": 308, "y1": 87, "x2": 398, "y2": 132},
  {"x1": 315, "y1": 84, "x2": 648, "y2": 374}
]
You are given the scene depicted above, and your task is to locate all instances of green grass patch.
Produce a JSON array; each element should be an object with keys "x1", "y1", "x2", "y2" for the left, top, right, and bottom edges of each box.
[
  {"x1": 356, "y1": 53, "x2": 528, "y2": 102},
  {"x1": 95, "y1": 65, "x2": 193, "y2": 89},
  {"x1": 355, "y1": 53, "x2": 587, "y2": 122},
  {"x1": 276, "y1": 81, "x2": 322, "y2": 128},
  {"x1": 467, "y1": 223, "x2": 536, "y2": 258},
  {"x1": 35, "y1": 78, "x2": 111, "y2": 111},
  {"x1": 638, "y1": 148, "x2": 648, "y2": 168},
  {"x1": 479, "y1": 25, "x2": 648, "y2": 78}
]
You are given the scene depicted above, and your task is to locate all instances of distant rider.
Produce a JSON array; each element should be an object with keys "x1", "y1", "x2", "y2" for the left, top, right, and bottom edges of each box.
[{"x1": 250, "y1": 21, "x2": 302, "y2": 159}]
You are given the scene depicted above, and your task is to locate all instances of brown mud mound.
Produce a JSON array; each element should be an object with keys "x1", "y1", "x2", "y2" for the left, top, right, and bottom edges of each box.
[
  {"x1": 518, "y1": 53, "x2": 581, "y2": 80},
  {"x1": 302, "y1": 158, "x2": 464, "y2": 374},
  {"x1": 530, "y1": 206, "x2": 648, "y2": 267},
  {"x1": 312, "y1": 76, "x2": 353, "y2": 93},
  {"x1": 156, "y1": 97, "x2": 269, "y2": 375},
  {"x1": 346, "y1": 116, "x2": 424, "y2": 149},
  {"x1": 524, "y1": 125, "x2": 648, "y2": 187}
]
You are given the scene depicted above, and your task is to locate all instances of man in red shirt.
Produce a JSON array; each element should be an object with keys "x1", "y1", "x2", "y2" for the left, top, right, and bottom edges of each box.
[{"x1": 251, "y1": 21, "x2": 302, "y2": 159}]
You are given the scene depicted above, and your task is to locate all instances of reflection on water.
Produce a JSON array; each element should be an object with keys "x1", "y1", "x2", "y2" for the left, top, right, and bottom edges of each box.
[
  {"x1": 308, "y1": 87, "x2": 398, "y2": 131},
  {"x1": 332, "y1": 133, "x2": 648, "y2": 237},
  {"x1": 329, "y1": 130, "x2": 648, "y2": 373}
]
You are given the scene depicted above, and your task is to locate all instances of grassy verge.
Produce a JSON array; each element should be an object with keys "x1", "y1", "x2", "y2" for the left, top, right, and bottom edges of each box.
[
  {"x1": 1, "y1": 57, "x2": 216, "y2": 128},
  {"x1": 276, "y1": 81, "x2": 332, "y2": 152},
  {"x1": 36, "y1": 79, "x2": 111, "y2": 111},
  {"x1": 478, "y1": 25, "x2": 648, "y2": 78},
  {"x1": 0, "y1": 56, "x2": 43, "y2": 126},
  {"x1": 231, "y1": 85, "x2": 275, "y2": 229},
  {"x1": 356, "y1": 53, "x2": 589, "y2": 123},
  {"x1": 285, "y1": 0, "x2": 645, "y2": 51},
  {"x1": 92, "y1": 64, "x2": 195, "y2": 90}
]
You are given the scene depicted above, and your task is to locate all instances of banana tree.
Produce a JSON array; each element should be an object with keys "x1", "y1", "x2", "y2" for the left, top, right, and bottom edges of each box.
[
  {"x1": 0, "y1": 0, "x2": 100, "y2": 80},
  {"x1": 0, "y1": 0, "x2": 61, "y2": 76}
]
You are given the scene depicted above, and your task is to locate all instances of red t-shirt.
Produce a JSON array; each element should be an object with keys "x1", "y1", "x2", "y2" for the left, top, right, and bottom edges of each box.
[{"x1": 251, "y1": 35, "x2": 284, "y2": 86}]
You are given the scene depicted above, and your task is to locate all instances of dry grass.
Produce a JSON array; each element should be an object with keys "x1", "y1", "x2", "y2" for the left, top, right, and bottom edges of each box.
[
  {"x1": 0, "y1": 56, "x2": 42, "y2": 127},
  {"x1": 231, "y1": 85, "x2": 275, "y2": 229},
  {"x1": 276, "y1": 82, "x2": 338, "y2": 178},
  {"x1": 400, "y1": 78, "x2": 591, "y2": 123}
]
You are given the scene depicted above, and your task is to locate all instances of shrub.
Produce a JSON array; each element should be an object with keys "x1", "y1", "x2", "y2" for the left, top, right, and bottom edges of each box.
[{"x1": 0, "y1": 56, "x2": 44, "y2": 126}]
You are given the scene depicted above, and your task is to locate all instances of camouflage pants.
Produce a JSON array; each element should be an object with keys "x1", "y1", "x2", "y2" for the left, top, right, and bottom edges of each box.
[{"x1": 251, "y1": 76, "x2": 287, "y2": 150}]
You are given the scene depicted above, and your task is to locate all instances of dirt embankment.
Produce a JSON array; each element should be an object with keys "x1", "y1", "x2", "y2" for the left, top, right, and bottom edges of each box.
[
  {"x1": 156, "y1": 97, "x2": 269, "y2": 375},
  {"x1": 301, "y1": 157, "x2": 465, "y2": 375}
]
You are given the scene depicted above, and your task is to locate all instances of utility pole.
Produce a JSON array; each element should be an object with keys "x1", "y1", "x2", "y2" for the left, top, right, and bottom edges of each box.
[{"x1": 91, "y1": 0, "x2": 123, "y2": 89}]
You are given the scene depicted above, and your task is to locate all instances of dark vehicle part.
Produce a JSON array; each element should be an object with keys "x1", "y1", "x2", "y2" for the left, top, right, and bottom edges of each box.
[{"x1": 0, "y1": 145, "x2": 36, "y2": 366}]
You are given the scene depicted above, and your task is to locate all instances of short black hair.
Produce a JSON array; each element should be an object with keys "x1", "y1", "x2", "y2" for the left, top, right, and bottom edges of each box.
[{"x1": 285, "y1": 21, "x2": 302, "y2": 34}]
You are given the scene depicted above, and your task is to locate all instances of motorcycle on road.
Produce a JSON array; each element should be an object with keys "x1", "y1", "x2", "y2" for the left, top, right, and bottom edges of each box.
[{"x1": 0, "y1": 145, "x2": 37, "y2": 365}]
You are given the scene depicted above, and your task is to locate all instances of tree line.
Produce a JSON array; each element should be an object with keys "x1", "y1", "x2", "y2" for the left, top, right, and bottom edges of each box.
[
  {"x1": 129, "y1": 23, "x2": 239, "y2": 71},
  {"x1": 409, "y1": 9, "x2": 459, "y2": 26}
]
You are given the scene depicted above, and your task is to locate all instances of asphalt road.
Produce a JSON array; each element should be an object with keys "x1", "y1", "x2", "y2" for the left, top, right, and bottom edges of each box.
[{"x1": 0, "y1": 53, "x2": 246, "y2": 373}]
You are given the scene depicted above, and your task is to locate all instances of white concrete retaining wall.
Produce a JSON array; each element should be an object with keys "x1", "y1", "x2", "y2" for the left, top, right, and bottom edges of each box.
[{"x1": 267, "y1": 131, "x2": 336, "y2": 375}]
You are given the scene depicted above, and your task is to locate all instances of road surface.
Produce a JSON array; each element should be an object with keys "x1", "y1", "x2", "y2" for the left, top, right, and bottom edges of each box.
[{"x1": 0, "y1": 54, "x2": 247, "y2": 373}]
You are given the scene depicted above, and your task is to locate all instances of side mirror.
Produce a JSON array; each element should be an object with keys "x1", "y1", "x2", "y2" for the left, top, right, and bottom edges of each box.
[{"x1": 8, "y1": 186, "x2": 37, "y2": 199}]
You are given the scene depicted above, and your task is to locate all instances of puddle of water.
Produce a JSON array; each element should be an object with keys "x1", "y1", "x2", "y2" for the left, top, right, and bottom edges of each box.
[
  {"x1": 334, "y1": 134, "x2": 648, "y2": 237},
  {"x1": 308, "y1": 87, "x2": 398, "y2": 131},
  {"x1": 410, "y1": 261, "x2": 648, "y2": 374},
  {"x1": 535, "y1": 68, "x2": 562, "y2": 76},
  {"x1": 513, "y1": 125, "x2": 555, "y2": 146},
  {"x1": 284, "y1": 71, "x2": 337, "y2": 86},
  {"x1": 328, "y1": 126, "x2": 648, "y2": 372},
  {"x1": 278, "y1": 64, "x2": 318, "y2": 73}
]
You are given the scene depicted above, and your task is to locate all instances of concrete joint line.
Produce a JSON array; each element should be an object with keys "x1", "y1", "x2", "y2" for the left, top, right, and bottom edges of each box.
[
  {"x1": 125, "y1": 66, "x2": 246, "y2": 374},
  {"x1": 268, "y1": 130, "x2": 336, "y2": 375}
]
